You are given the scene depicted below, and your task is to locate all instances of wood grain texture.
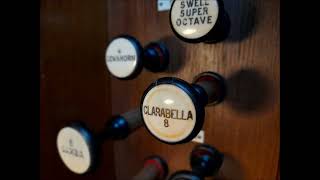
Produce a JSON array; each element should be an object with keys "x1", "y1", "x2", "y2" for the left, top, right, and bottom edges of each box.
[
  {"x1": 40, "y1": 0, "x2": 115, "y2": 179},
  {"x1": 108, "y1": 0, "x2": 279, "y2": 180}
]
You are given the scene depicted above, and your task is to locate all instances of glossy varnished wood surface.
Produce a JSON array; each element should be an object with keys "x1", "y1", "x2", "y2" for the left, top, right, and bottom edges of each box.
[
  {"x1": 40, "y1": 0, "x2": 115, "y2": 179},
  {"x1": 108, "y1": 0, "x2": 279, "y2": 180}
]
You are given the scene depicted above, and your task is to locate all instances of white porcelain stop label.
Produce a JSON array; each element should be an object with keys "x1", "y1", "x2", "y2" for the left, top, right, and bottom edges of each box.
[
  {"x1": 105, "y1": 38, "x2": 139, "y2": 78},
  {"x1": 57, "y1": 127, "x2": 91, "y2": 174},
  {"x1": 171, "y1": 0, "x2": 219, "y2": 39},
  {"x1": 142, "y1": 84, "x2": 197, "y2": 143}
]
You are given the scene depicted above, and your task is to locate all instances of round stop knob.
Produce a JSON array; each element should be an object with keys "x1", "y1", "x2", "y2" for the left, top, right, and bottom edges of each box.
[
  {"x1": 169, "y1": 170, "x2": 202, "y2": 180},
  {"x1": 170, "y1": 0, "x2": 230, "y2": 43},
  {"x1": 190, "y1": 144, "x2": 224, "y2": 177},
  {"x1": 56, "y1": 109, "x2": 143, "y2": 174},
  {"x1": 143, "y1": 42, "x2": 169, "y2": 72},
  {"x1": 133, "y1": 156, "x2": 169, "y2": 180},
  {"x1": 105, "y1": 35, "x2": 169, "y2": 79},
  {"x1": 141, "y1": 72, "x2": 226, "y2": 144},
  {"x1": 56, "y1": 123, "x2": 96, "y2": 174},
  {"x1": 169, "y1": 144, "x2": 223, "y2": 180}
]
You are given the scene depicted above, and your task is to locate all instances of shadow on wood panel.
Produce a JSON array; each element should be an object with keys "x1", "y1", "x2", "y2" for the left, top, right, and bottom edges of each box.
[
  {"x1": 223, "y1": 0, "x2": 257, "y2": 42},
  {"x1": 213, "y1": 154, "x2": 245, "y2": 180},
  {"x1": 159, "y1": 36, "x2": 187, "y2": 74},
  {"x1": 225, "y1": 69, "x2": 272, "y2": 114}
]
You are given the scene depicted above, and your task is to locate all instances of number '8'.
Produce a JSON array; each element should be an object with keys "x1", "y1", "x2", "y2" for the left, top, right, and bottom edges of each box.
[{"x1": 164, "y1": 119, "x2": 169, "y2": 127}]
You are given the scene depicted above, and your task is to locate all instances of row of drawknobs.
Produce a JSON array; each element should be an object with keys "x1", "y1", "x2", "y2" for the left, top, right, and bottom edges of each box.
[
  {"x1": 133, "y1": 144, "x2": 223, "y2": 180},
  {"x1": 57, "y1": 0, "x2": 231, "y2": 178},
  {"x1": 59, "y1": 140, "x2": 223, "y2": 180},
  {"x1": 105, "y1": 0, "x2": 230, "y2": 80},
  {"x1": 57, "y1": 71, "x2": 226, "y2": 175}
]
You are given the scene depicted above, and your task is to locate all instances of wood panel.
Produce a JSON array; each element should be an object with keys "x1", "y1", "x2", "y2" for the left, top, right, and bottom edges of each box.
[
  {"x1": 40, "y1": 0, "x2": 115, "y2": 179},
  {"x1": 108, "y1": 0, "x2": 279, "y2": 180}
]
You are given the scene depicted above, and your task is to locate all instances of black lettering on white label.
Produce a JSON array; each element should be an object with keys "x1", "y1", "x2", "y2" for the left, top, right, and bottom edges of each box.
[
  {"x1": 60, "y1": 139, "x2": 85, "y2": 159},
  {"x1": 171, "y1": 0, "x2": 219, "y2": 39},
  {"x1": 142, "y1": 84, "x2": 197, "y2": 143},
  {"x1": 57, "y1": 127, "x2": 91, "y2": 174},
  {"x1": 143, "y1": 105, "x2": 193, "y2": 121},
  {"x1": 105, "y1": 38, "x2": 138, "y2": 78}
]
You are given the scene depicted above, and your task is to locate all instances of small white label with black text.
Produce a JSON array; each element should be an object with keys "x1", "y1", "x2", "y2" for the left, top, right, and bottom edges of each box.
[
  {"x1": 158, "y1": 0, "x2": 173, "y2": 11},
  {"x1": 192, "y1": 130, "x2": 204, "y2": 143}
]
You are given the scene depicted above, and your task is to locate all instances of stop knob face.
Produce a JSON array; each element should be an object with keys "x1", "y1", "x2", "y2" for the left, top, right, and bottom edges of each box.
[
  {"x1": 56, "y1": 123, "x2": 95, "y2": 174},
  {"x1": 190, "y1": 144, "x2": 224, "y2": 177},
  {"x1": 144, "y1": 156, "x2": 169, "y2": 180},
  {"x1": 105, "y1": 35, "x2": 170, "y2": 79},
  {"x1": 170, "y1": 0, "x2": 230, "y2": 43},
  {"x1": 105, "y1": 35, "x2": 143, "y2": 79},
  {"x1": 56, "y1": 110, "x2": 142, "y2": 174},
  {"x1": 169, "y1": 170, "x2": 203, "y2": 180},
  {"x1": 141, "y1": 77, "x2": 205, "y2": 144}
]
